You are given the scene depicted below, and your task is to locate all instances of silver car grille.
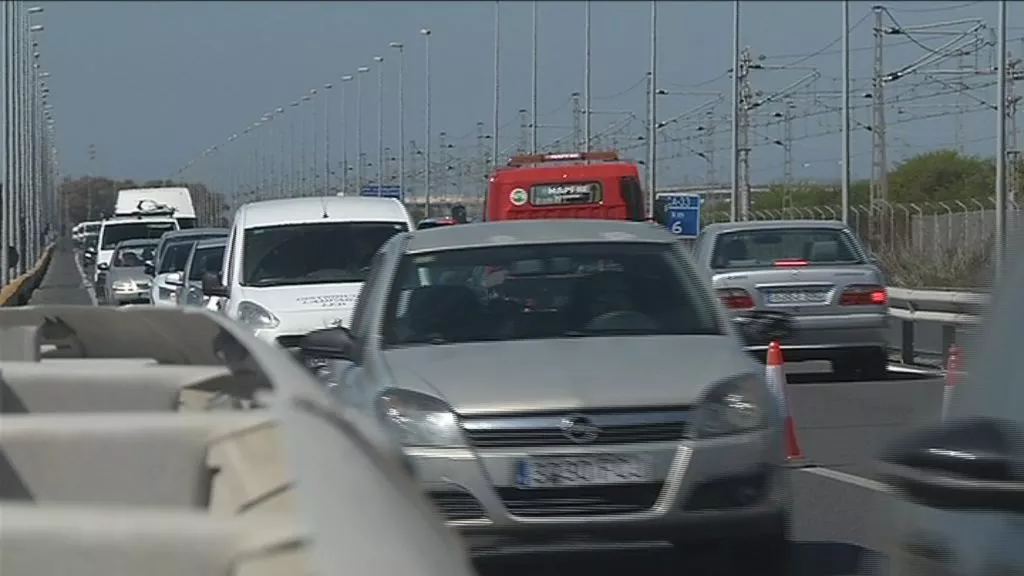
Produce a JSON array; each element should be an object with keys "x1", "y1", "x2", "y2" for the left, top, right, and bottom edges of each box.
[{"x1": 460, "y1": 409, "x2": 691, "y2": 448}]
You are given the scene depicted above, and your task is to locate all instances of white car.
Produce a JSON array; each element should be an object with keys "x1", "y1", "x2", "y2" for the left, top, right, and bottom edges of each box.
[
  {"x1": 90, "y1": 216, "x2": 179, "y2": 285},
  {"x1": 203, "y1": 196, "x2": 414, "y2": 349},
  {"x1": 877, "y1": 246, "x2": 1024, "y2": 575},
  {"x1": 148, "y1": 228, "x2": 228, "y2": 307}
]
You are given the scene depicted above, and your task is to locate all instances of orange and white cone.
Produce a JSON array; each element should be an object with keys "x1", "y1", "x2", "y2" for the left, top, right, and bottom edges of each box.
[
  {"x1": 941, "y1": 344, "x2": 961, "y2": 421},
  {"x1": 765, "y1": 341, "x2": 807, "y2": 465}
]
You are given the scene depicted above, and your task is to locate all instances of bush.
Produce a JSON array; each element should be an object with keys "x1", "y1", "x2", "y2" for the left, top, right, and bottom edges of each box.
[{"x1": 877, "y1": 241, "x2": 991, "y2": 290}]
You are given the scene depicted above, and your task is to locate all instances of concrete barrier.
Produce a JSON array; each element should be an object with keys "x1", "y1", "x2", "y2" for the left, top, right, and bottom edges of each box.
[{"x1": 0, "y1": 244, "x2": 56, "y2": 307}]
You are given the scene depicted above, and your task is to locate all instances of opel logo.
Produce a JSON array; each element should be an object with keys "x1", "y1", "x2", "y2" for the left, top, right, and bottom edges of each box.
[{"x1": 559, "y1": 414, "x2": 600, "y2": 444}]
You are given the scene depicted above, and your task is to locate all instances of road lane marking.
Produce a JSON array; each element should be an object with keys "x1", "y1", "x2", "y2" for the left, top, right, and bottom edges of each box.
[
  {"x1": 799, "y1": 466, "x2": 893, "y2": 494},
  {"x1": 73, "y1": 251, "x2": 99, "y2": 306}
]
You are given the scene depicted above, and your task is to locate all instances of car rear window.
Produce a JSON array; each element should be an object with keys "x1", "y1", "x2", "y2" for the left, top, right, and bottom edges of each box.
[{"x1": 711, "y1": 227, "x2": 864, "y2": 270}]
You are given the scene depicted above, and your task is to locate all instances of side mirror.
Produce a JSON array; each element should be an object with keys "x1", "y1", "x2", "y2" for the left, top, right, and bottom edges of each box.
[
  {"x1": 732, "y1": 311, "x2": 793, "y2": 346},
  {"x1": 143, "y1": 260, "x2": 155, "y2": 276},
  {"x1": 84, "y1": 247, "x2": 96, "y2": 257},
  {"x1": 201, "y1": 273, "x2": 229, "y2": 298},
  {"x1": 877, "y1": 417, "x2": 1024, "y2": 512},
  {"x1": 96, "y1": 262, "x2": 109, "y2": 272},
  {"x1": 299, "y1": 327, "x2": 355, "y2": 362},
  {"x1": 165, "y1": 271, "x2": 183, "y2": 286}
]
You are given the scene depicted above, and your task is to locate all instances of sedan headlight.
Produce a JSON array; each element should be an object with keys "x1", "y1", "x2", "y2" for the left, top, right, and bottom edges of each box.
[
  {"x1": 375, "y1": 389, "x2": 467, "y2": 448},
  {"x1": 111, "y1": 279, "x2": 137, "y2": 293},
  {"x1": 692, "y1": 375, "x2": 772, "y2": 439},
  {"x1": 236, "y1": 300, "x2": 280, "y2": 329}
]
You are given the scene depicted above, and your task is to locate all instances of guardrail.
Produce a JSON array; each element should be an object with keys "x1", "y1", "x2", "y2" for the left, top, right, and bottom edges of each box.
[
  {"x1": 0, "y1": 245, "x2": 56, "y2": 307},
  {"x1": 886, "y1": 286, "x2": 989, "y2": 367}
]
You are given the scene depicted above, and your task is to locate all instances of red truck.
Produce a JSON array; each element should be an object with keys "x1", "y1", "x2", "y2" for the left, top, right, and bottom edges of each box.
[{"x1": 486, "y1": 151, "x2": 647, "y2": 222}]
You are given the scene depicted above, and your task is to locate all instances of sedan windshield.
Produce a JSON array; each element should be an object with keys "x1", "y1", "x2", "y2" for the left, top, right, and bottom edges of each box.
[
  {"x1": 100, "y1": 221, "x2": 178, "y2": 250},
  {"x1": 112, "y1": 243, "x2": 158, "y2": 268},
  {"x1": 711, "y1": 227, "x2": 865, "y2": 270},
  {"x1": 242, "y1": 221, "x2": 408, "y2": 287},
  {"x1": 383, "y1": 242, "x2": 721, "y2": 347}
]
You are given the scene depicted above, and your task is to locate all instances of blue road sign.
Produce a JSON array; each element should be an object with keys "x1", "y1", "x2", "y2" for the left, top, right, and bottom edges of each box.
[
  {"x1": 360, "y1": 185, "x2": 404, "y2": 201},
  {"x1": 658, "y1": 192, "x2": 702, "y2": 237}
]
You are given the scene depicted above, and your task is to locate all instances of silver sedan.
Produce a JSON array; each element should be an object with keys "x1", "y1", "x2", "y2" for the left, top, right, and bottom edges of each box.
[
  {"x1": 299, "y1": 219, "x2": 793, "y2": 574},
  {"x1": 692, "y1": 220, "x2": 890, "y2": 379}
]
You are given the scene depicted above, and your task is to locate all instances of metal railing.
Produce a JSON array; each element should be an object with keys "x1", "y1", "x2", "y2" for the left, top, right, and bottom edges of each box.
[{"x1": 885, "y1": 286, "x2": 989, "y2": 367}]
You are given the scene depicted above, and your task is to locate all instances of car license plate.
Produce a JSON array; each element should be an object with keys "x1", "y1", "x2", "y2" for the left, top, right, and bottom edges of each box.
[
  {"x1": 515, "y1": 455, "x2": 651, "y2": 488},
  {"x1": 767, "y1": 290, "x2": 827, "y2": 304}
]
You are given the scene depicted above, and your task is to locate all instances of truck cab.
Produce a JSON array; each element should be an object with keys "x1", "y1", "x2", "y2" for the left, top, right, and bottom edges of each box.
[{"x1": 486, "y1": 151, "x2": 647, "y2": 222}]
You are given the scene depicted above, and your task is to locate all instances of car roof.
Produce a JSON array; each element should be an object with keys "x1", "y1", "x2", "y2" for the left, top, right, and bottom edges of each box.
[
  {"x1": 115, "y1": 238, "x2": 160, "y2": 248},
  {"x1": 237, "y1": 196, "x2": 410, "y2": 229},
  {"x1": 701, "y1": 220, "x2": 850, "y2": 235},
  {"x1": 161, "y1": 228, "x2": 228, "y2": 241},
  {"x1": 194, "y1": 237, "x2": 227, "y2": 249},
  {"x1": 404, "y1": 219, "x2": 676, "y2": 254}
]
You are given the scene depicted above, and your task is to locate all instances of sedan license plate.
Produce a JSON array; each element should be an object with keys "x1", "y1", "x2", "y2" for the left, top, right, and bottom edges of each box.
[
  {"x1": 767, "y1": 290, "x2": 827, "y2": 305},
  {"x1": 515, "y1": 455, "x2": 651, "y2": 488}
]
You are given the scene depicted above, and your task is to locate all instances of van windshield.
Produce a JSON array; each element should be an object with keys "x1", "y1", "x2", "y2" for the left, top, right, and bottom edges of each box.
[
  {"x1": 711, "y1": 227, "x2": 865, "y2": 270},
  {"x1": 100, "y1": 221, "x2": 178, "y2": 250},
  {"x1": 241, "y1": 221, "x2": 408, "y2": 287}
]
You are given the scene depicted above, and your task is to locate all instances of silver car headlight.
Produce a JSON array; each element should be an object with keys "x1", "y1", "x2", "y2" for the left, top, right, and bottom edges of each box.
[
  {"x1": 692, "y1": 374, "x2": 772, "y2": 439},
  {"x1": 111, "y1": 279, "x2": 137, "y2": 293},
  {"x1": 375, "y1": 389, "x2": 467, "y2": 448},
  {"x1": 236, "y1": 300, "x2": 280, "y2": 329}
]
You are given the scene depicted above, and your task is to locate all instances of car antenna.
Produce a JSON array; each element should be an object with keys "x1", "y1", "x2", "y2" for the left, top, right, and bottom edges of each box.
[{"x1": 320, "y1": 195, "x2": 329, "y2": 218}]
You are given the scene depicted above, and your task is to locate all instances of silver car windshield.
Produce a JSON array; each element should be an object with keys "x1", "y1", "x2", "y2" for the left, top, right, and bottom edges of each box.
[
  {"x1": 711, "y1": 227, "x2": 865, "y2": 270},
  {"x1": 112, "y1": 243, "x2": 158, "y2": 268},
  {"x1": 383, "y1": 242, "x2": 721, "y2": 347}
]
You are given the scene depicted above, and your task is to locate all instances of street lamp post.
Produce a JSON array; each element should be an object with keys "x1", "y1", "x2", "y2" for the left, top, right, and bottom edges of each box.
[
  {"x1": 373, "y1": 55, "x2": 385, "y2": 196},
  {"x1": 421, "y1": 28, "x2": 432, "y2": 216},
  {"x1": 389, "y1": 42, "x2": 405, "y2": 203},
  {"x1": 340, "y1": 75, "x2": 353, "y2": 195},
  {"x1": 323, "y1": 83, "x2": 332, "y2": 196},
  {"x1": 356, "y1": 66, "x2": 370, "y2": 194}
]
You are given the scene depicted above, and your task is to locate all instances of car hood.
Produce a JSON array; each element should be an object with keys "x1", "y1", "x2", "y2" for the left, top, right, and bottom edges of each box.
[
  {"x1": 384, "y1": 335, "x2": 759, "y2": 416},
  {"x1": 107, "y1": 267, "x2": 150, "y2": 282}
]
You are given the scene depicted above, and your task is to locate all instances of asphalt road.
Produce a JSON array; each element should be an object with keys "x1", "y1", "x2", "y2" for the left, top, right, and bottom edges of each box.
[{"x1": 25, "y1": 243, "x2": 945, "y2": 576}]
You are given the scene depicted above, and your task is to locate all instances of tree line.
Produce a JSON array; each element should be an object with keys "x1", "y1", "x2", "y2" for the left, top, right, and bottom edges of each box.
[{"x1": 746, "y1": 149, "x2": 1019, "y2": 213}]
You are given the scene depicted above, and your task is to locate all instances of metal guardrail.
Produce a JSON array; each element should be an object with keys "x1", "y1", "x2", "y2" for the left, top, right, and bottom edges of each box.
[
  {"x1": 0, "y1": 244, "x2": 56, "y2": 307},
  {"x1": 886, "y1": 286, "x2": 989, "y2": 366}
]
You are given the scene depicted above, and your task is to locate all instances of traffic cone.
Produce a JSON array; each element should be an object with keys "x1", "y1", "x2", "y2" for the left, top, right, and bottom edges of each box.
[
  {"x1": 765, "y1": 341, "x2": 808, "y2": 466},
  {"x1": 941, "y1": 345, "x2": 961, "y2": 421}
]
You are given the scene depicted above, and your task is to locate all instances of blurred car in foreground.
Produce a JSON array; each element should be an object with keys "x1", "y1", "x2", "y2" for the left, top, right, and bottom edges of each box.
[
  {"x1": 693, "y1": 220, "x2": 889, "y2": 379},
  {"x1": 0, "y1": 305, "x2": 479, "y2": 576},
  {"x1": 300, "y1": 219, "x2": 793, "y2": 574},
  {"x1": 877, "y1": 247, "x2": 1023, "y2": 576},
  {"x1": 100, "y1": 238, "x2": 159, "y2": 306}
]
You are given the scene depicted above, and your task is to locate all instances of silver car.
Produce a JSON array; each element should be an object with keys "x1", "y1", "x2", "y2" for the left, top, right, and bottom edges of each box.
[
  {"x1": 299, "y1": 219, "x2": 792, "y2": 573},
  {"x1": 692, "y1": 220, "x2": 890, "y2": 379},
  {"x1": 101, "y1": 238, "x2": 160, "y2": 306},
  {"x1": 171, "y1": 237, "x2": 227, "y2": 308}
]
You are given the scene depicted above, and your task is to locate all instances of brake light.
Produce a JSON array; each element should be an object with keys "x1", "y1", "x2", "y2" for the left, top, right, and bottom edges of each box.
[
  {"x1": 840, "y1": 285, "x2": 888, "y2": 306},
  {"x1": 716, "y1": 288, "x2": 754, "y2": 310},
  {"x1": 773, "y1": 259, "x2": 809, "y2": 267}
]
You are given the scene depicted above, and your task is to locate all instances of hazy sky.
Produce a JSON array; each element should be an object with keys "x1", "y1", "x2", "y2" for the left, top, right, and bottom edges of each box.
[{"x1": 36, "y1": 1, "x2": 1024, "y2": 187}]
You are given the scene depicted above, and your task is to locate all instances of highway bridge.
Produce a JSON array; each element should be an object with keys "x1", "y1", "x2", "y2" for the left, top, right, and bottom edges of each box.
[{"x1": 12, "y1": 240, "x2": 950, "y2": 576}]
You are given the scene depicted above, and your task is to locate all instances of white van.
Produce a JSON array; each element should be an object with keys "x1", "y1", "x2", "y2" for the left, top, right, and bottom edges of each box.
[
  {"x1": 115, "y1": 187, "x2": 197, "y2": 229},
  {"x1": 203, "y1": 196, "x2": 413, "y2": 348},
  {"x1": 92, "y1": 216, "x2": 179, "y2": 283}
]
